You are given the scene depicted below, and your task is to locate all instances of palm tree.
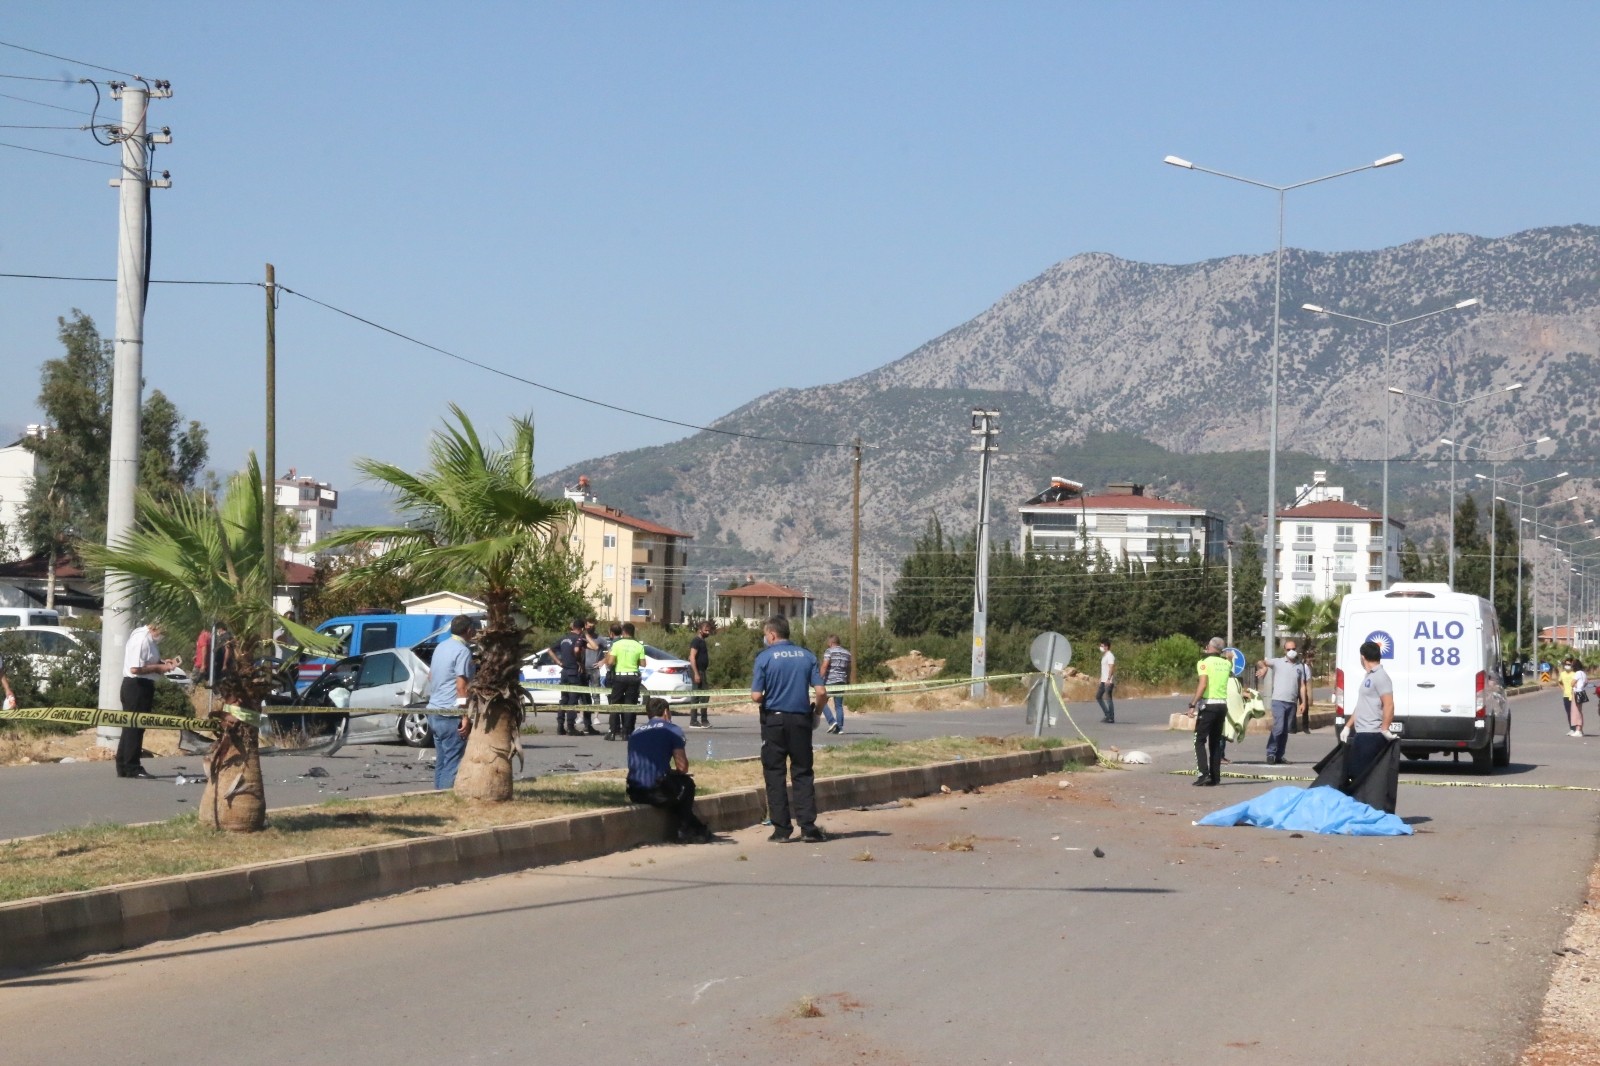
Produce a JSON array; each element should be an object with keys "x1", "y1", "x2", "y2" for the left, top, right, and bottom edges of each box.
[
  {"x1": 317, "y1": 407, "x2": 572, "y2": 801},
  {"x1": 1277, "y1": 593, "x2": 1341, "y2": 670},
  {"x1": 81, "y1": 455, "x2": 322, "y2": 831}
]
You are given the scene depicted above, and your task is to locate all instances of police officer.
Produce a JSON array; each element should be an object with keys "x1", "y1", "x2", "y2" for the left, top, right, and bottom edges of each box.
[
  {"x1": 573, "y1": 618, "x2": 605, "y2": 736},
  {"x1": 751, "y1": 615, "x2": 828, "y2": 842},
  {"x1": 1187, "y1": 636, "x2": 1231, "y2": 786},
  {"x1": 604, "y1": 621, "x2": 647, "y2": 739},
  {"x1": 548, "y1": 619, "x2": 595, "y2": 736}
]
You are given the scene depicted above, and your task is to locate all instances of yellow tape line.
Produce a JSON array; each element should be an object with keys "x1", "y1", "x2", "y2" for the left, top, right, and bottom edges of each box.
[{"x1": 1164, "y1": 769, "x2": 1600, "y2": 793}]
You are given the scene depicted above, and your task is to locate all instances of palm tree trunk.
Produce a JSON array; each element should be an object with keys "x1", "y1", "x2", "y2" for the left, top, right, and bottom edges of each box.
[
  {"x1": 454, "y1": 592, "x2": 523, "y2": 801},
  {"x1": 198, "y1": 678, "x2": 267, "y2": 831}
]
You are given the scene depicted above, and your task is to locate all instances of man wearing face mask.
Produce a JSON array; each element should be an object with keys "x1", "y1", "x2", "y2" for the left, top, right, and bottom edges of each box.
[{"x1": 1255, "y1": 639, "x2": 1311, "y2": 765}]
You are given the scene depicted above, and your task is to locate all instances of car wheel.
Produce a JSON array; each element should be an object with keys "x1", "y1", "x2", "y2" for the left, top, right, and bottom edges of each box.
[
  {"x1": 402, "y1": 712, "x2": 435, "y2": 748},
  {"x1": 1493, "y1": 721, "x2": 1511, "y2": 767}
]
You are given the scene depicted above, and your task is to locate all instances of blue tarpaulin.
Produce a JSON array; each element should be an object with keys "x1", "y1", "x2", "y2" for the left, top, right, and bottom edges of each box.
[{"x1": 1195, "y1": 785, "x2": 1413, "y2": 836}]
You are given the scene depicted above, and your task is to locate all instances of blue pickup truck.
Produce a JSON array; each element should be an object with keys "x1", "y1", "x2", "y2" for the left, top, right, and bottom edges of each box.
[{"x1": 293, "y1": 613, "x2": 459, "y2": 692}]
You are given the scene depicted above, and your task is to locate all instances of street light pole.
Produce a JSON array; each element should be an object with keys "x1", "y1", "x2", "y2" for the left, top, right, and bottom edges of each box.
[
  {"x1": 1166, "y1": 151, "x2": 1403, "y2": 655},
  {"x1": 1461, "y1": 434, "x2": 1552, "y2": 603},
  {"x1": 1301, "y1": 298, "x2": 1480, "y2": 589},
  {"x1": 1388, "y1": 382, "x2": 1523, "y2": 587}
]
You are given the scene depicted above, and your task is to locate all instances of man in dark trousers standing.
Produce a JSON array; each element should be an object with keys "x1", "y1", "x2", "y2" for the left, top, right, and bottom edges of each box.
[
  {"x1": 604, "y1": 621, "x2": 647, "y2": 739},
  {"x1": 1187, "y1": 636, "x2": 1231, "y2": 786},
  {"x1": 118, "y1": 619, "x2": 179, "y2": 779},
  {"x1": 751, "y1": 615, "x2": 828, "y2": 842},
  {"x1": 626, "y1": 697, "x2": 712, "y2": 842},
  {"x1": 687, "y1": 619, "x2": 713, "y2": 728},
  {"x1": 549, "y1": 618, "x2": 595, "y2": 736}
]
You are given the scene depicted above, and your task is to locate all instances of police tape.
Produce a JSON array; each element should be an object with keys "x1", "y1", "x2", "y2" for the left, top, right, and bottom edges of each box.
[
  {"x1": 1165, "y1": 768, "x2": 1600, "y2": 793},
  {"x1": 0, "y1": 672, "x2": 1041, "y2": 732}
]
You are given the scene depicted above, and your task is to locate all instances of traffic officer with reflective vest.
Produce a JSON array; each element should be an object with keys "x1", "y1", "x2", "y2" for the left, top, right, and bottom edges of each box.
[{"x1": 1188, "y1": 636, "x2": 1232, "y2": 786}]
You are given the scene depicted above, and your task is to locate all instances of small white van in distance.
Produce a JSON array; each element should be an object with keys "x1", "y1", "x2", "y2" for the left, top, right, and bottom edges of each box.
[{"x1": 1333, "y1": 582, "x2": 1511, "y2": 774}]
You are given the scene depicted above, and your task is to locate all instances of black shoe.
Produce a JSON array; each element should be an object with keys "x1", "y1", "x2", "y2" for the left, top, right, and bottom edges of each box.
[
  {"x1": 580, "y1": 727, "x2": 601, "y2": 736},
  {"x1": 1192, "y1": 775, "x2": 1209, "y2": 786},
  {"x1": 1102, "y1": 717, "x2": 1114, "y2": 724},
  {"x1": 768, "y1": 827, "x2": 794, "y2": 843},
  {"x1": 604, "y1": 732, "x2": 620, "y2": 742},
  {"x1": 120, "y1": 767, "x2": 155, "y2": 780},
  {"x1": 555, "y1": 726, "x2": 569, "y2": 736},
  {"x1": 1265, "y1": 755, "x2": 1279, "y2": 765},
  {"x1": 800, "y1": 827, "x2": 828, "y2": 843}
]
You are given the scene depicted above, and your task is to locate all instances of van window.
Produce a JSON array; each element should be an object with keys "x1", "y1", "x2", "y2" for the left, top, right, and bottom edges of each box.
[
  {"x1": 361, "y1": 623, "x2": 398, "y2": 653},
  {"x1": 324, "y1": 623, "x2": 354, "y2": 655}
]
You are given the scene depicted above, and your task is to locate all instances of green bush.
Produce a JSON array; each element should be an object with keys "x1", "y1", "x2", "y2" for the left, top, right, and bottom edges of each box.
[{"x1": 1121, "y1": 634, "x2": 1203, "y2": 686}]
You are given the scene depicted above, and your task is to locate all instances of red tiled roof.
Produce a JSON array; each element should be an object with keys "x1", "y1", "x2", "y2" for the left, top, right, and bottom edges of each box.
[
  {"x1": 1277, "y1": 500, "x2": 1401, "y2": 524},
  {"x1": 279, "y1": 560, "x2": 316, "y2": 585},
  {"x1": 0, "y1": 553, "x2": 87, "y2": 580},
  {"x1": 1026, "y1": 494, "x2": 1205, "y2": 512},
  {"x1": 724, "y1": 581, "x2": 806, "y2": 600},
  {"x1": 579, "y1": 504, "x2": 691, "y2": 539}
]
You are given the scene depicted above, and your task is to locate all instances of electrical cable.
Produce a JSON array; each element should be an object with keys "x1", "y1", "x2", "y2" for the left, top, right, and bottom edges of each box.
[
  {"x1": 0, "y1": 138, "x2": 119, "y2": 166},
  {"x1": 277, "y1": 285, "x2": 862, "y2": 451},
  {"x1": 0, "y1": 72, "x2": 76, "y2": 83},
  {"x1": 0, "y1": 272, "x2": 258, "y2": 285},
  {"x1": 0, "y1": 89, "x2": 95, "y2": 116},
  {"x1": 0, "y1": 39, "x2": 144, "y2": 80}
]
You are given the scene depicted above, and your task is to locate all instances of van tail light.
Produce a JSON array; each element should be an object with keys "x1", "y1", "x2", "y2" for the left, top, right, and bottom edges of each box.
[
  {"x1": 1474, "y1": 670, "x2": 1486, "y2": 718},
  {"x1": 1334, "y1": 668, "x2": 1345, "y2": 713}
]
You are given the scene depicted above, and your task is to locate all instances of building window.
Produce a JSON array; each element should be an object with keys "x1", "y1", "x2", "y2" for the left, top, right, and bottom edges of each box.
[
  {"x1": 1336, "y1": 524, "x2": 1355, "y2": 543},
  {"x1": 603, "y1": 534, "x2": 617, "y2": 549},
  {"x1": 603, "y1": 563, "x2": 614, "y2": 579},
  {"x1": 1294, "y1": 524, "x2": 1314, "y2": 542}
]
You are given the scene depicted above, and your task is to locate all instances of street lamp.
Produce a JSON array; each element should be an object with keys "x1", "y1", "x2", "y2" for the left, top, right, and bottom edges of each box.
[
  {"x1": 1487, "y1": 471, "x2": 1574, "y2": 659},
  {"x1": 1388, "y1": 382, "x2": 1523, "y2": 586},
  {"x1": 1456, "y1": 432, "x2": 1553, "y2": 602},
  {"x1": 1166, "y1": 150, "x2": 1404, "y2": 654},
  {"x1": 1301, "y1": 298, "x2": 1480, "y2": 589},
  {"x1": 1524, "y1": 494, "x2": 1581, "y2": 662}
]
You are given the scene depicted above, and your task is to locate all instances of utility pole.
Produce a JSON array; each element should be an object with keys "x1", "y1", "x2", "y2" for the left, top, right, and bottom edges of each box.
[
  {"x1": 265, "y1": 263, "x2": 277, "y2": 620},
  {"x1": 704, "y1": 574, "x2": 712, "y2": 620},
  {"x1": 849, "y1": 438, "x2": 861, "y2": 684},
  {"x1": 97, "y1": 79, "x2": 172, "y2": 730},
  {"x1": 877, "y1": 557, "x2": 885, "y2": 627},
  {"x1": 970, "y1": 410, "x2": 1000, "y2": 698}
]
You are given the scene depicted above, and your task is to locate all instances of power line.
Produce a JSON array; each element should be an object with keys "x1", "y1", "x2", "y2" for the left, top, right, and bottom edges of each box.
[
  {"x1": 0, "y1": 272, "x2": 261, "y2": 285},
  {"x1": 277, "y1": 285, "x2": 861, "y2": 452},
  {"x1": 0, "y1": 89, "x2": 94, "y2": 117},
  {"x1": 0, "y1": 72, "x2": 76, "y2": 83},
  {"x1": 0, "y1": 138, "x2": 118, "y2": 166},
  {"x1": 0, "y1": 39, "x2": 144, "y2": 80}
]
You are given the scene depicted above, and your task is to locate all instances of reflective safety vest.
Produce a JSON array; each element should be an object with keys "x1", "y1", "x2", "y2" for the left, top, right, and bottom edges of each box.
[{"x1": 1197, "y1": 655, "x2": 1231, "y2": 701}]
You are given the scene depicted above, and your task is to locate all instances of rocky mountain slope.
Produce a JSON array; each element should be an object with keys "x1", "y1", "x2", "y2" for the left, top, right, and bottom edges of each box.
[{"x1": 545, "y1": 225, "x2": 1600, "y2": 608}]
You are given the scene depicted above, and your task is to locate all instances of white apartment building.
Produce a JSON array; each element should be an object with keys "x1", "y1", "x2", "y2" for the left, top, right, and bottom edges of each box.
[
  {"x1": 1274, "y1": 492, "x2": 1403, "y2": 602},
  {"x1": 274, "y1": 470, "x2": 338, "y2": 564},
  {"x1": 0, "y1": 426, "x2": 47, "y2": 557},
  {"x1": 1019, "y1": 479, "x2": 1226, "y2": 565}
]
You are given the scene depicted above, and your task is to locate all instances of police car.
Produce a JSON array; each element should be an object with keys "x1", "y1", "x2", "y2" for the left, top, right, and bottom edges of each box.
[{"x1": 520, "y1": 646, "x2": 694, "y2": 705}]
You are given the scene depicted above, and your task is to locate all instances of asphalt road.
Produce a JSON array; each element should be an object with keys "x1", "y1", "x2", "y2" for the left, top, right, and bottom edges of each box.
[
  {"x1": 0, "y1": 691, "x2": 1183, "y2": 840},
  {"x1": 2, "y1": 688, "x2": 1597, "y2": 1065}
]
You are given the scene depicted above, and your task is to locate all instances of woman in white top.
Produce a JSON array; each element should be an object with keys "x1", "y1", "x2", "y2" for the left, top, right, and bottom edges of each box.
[{"x1": 1571, "y1": 661, "x2": 1589, "y2": 737}]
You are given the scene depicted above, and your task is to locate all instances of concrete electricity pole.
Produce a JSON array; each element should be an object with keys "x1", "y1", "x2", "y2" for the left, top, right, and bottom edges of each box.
[
  {"x1": 970, "y1": 410, "x2": 1000, "y2": 698},
  {"x1": 97, "y1": 79, "x2": 172, "y2": 730},
  {"x1": 849, "y1": 438, "x2": 861, "y2": 685}
]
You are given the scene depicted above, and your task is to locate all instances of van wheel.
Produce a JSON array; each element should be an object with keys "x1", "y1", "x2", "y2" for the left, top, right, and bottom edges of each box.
[
  {"x1": 1493, "y1": 722, "x2": 1511, "y2": 767},
  {"x1": 1471, "y1": 740, "x2": 1494, "y2": 774},
  {"x1": 402, "y1": 713, "x2": 435, "y2": 748}
]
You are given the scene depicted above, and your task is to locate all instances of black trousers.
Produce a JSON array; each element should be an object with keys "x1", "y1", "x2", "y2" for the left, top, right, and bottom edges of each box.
[
  {"x1": 608, "y1": 674, "x2": 641, "y2": 735},
  {"x1": 761, "y1": 710, "x2": 817, "y2": 831},
  {"x1": 1194, "y1": 702, "x2": 1227, "y2": 782},
  {"x1": 628, "y1": 770, "x2": 707, "y2": 836},
  {"x1": 691, "y1": 678, "x2": 710, "y2": 724},
  {"x1": 556, "y1": 672, "x2": 583, "y2": 730},
  {"x1": 117, "y1": 677, "x2": 154, "y2": 774}
]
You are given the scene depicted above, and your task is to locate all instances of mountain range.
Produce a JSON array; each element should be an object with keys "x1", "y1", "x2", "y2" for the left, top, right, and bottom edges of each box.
[{"x1": 542, "y1": 224, "x2": 1600, "y2": 609}]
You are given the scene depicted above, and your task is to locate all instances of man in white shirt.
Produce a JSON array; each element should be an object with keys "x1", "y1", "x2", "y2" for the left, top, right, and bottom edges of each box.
[
  {"x1": 118, "y1": 621, "x2": 179, "y2": 779},
  {"x1": 1096, "y1": 639, "x2": 1117, "y2": 724}
]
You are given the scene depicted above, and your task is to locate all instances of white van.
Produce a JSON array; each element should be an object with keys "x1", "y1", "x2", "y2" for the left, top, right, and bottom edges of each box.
[{"x1": 1334, "y1": 583, "x2": 1511, "y2": 773}]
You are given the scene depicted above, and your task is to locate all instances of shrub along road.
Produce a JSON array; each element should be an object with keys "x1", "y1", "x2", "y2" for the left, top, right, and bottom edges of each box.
[{"x1": 0, "y1": 688, "x2": 1593, "y2": 1065}]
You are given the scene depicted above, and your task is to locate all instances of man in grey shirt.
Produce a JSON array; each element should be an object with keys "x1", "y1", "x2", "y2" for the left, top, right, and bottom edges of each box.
[
  {"x1": 1255, "y1": 638, "x2": 1310, "y2": 765},
  {"x1": 1346, "y1": 639, "x2": 1395, "y2": 785}
]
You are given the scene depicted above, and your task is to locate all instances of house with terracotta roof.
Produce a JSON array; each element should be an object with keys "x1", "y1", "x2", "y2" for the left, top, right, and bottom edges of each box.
[
  {"x1": 718, "y1": 580, "x2": 808, "y2": 624},
  {"x1": 562, "y1": 479, "x2": 692, "y2": 624},
  {"x1": 1018, "y1": 479, "x2": 1225, "y2": 566},
  {"x1": 1274, "y1": 478, "x2": 1403, "y2": 601}
]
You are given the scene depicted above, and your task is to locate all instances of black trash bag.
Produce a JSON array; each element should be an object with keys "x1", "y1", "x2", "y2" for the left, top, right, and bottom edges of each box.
[{"x1": 1312, "y1": 736, "x2": 1402, "y2": 815}]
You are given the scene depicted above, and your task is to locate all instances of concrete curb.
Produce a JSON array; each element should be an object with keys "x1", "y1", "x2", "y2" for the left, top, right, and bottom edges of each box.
[
  {"x1": 0, "y1": 742, "x2": 1093, "y2": 973},
  {"x1": 1167, "y1": 705, "x2": 1339, "y2": 733}
]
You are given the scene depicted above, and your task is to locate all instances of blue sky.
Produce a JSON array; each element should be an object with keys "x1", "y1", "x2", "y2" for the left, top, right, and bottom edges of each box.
[{"x1": 2, "y1": 1, "x2": 1596, "y2": 498}]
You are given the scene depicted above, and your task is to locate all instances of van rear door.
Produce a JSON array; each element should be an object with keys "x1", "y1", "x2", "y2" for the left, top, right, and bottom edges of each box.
[{"x1": 1350, "y1": 595, "x2": 1479, "y2": 720}]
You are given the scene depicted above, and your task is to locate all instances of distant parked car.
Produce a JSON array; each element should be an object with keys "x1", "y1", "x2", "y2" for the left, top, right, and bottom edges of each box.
[{"x1": 520, "y1": 645, "x2": 694, "y2": 706}]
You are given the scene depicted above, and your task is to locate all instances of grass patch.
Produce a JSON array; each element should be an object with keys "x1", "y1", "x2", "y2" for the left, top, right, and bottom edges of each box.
[{"x1": 0, "y1": 734, "x2": 1074, "y2": 904}]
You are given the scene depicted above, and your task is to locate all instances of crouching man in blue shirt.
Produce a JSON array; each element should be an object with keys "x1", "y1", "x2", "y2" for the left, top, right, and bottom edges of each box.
[{"x1": 626, "y1": 698, "x2": 713, "y2": 843}]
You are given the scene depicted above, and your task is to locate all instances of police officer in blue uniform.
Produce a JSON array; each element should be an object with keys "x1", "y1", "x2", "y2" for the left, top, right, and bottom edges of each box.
[{"x1": 751, "y1": 615, "x2": 828, "y2": 843}]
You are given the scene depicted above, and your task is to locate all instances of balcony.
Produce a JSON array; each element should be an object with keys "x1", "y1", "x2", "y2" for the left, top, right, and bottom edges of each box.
[
  {"x1": 1291, "y1": 569, "x2": 1315, "y2": 580},
  {"x1": 1333, "y1": 539, "x2": 1358, "y2": 551},
  {"x1": 630, "y1": 577, "x2": 653, "y2": 590},
  {"x1": 1333, "y1": 569, "x2": 1358, "y2": 581},
  {"x1": 1367, "y1": 567, "x2": 1386, "y2": 580}
]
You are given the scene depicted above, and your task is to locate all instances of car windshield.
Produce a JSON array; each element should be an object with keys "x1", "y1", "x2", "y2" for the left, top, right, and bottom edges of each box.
[{"x1": 644, "y1": 646, "x2": 677, "y2": 661}]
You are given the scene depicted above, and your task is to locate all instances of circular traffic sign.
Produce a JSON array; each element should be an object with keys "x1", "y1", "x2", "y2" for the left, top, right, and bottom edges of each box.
[
  {"x1": 1029, "y1": 631, "x2": 1073, "y2": 673},
  {"x1": 1224, "y1": 647, "x2": 1246, "y2": 677}
]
